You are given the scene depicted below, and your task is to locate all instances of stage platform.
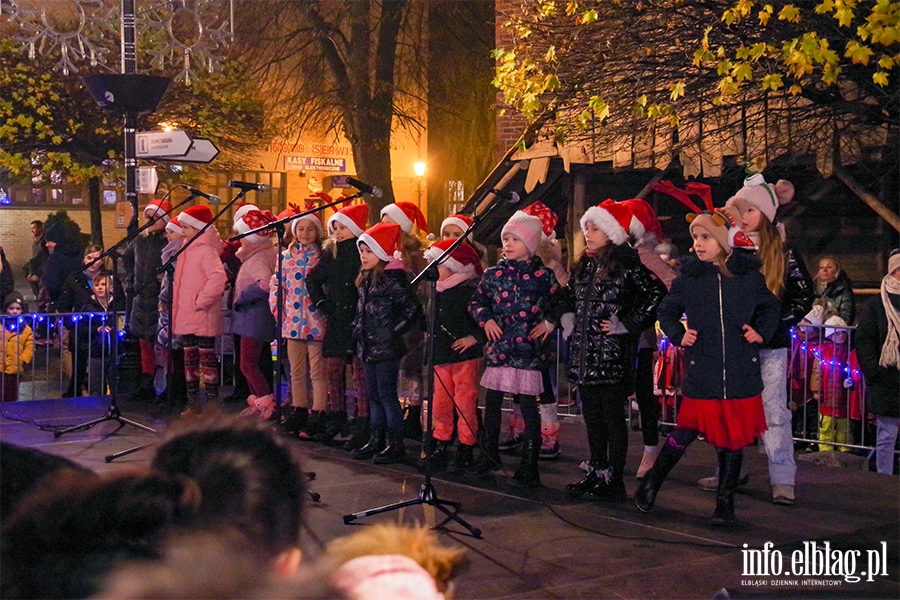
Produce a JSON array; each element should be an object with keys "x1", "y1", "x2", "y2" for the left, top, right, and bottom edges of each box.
[{"x1": 1, "y1": 395, "x2": 897, "y2": 599}]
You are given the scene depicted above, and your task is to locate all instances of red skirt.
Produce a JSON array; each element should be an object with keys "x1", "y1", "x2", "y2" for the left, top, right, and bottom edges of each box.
[{"x1": 677, "y1": 395, "x2": 767, "y2": 451}]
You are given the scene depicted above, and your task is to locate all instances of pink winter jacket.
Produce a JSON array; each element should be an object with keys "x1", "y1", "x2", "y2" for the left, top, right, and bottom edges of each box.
[{"x1": 172, "y1": 227, "x2": 227, "y2": 337}]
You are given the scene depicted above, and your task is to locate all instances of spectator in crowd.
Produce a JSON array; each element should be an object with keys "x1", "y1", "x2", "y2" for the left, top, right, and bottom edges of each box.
[
  {"x1": 813, "y1": 255, "x2": 856, "y2": 324},
  {"x1": 0, "y1": 247, "x2": 14, "y2": 301},
  {"x1": 38, "y1": 223, "x2": 84, "y2": 311},
  {"x1": 0, "y1": 469, "x2": 199, "y2": 599},
  {"x1": 24, "y1": 220, "x2": 48, "y2": 298},
  {"x1": 856, "y1": 249, "x2": 900, "y2": 475},
  {"x1": 0, "y1": 442, "x2": 97, "y2": 522},
  {"x1": 1, "y1": 292, "x2": 34, "y2": 402}
]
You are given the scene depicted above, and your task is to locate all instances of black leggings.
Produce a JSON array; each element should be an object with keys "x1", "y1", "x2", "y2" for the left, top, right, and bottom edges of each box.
[
  {"x1": 635, "y1": 347, "x2": 660, "y2": 446},
  {"x1": 580, "y1": 383, "x2": 630, "y2": 476},
  {"x1": 485, "y1": 389, "x2": 540, "y2": 443}
]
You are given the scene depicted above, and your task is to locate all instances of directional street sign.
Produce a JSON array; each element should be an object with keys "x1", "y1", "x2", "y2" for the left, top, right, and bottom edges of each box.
[
  {"x1": 137, "y1": 166, "x2": 159, "y2": 193},
  {"x1": 175, "y1": 138, "x2": 220, "y2": 164},
  {"x1": 136, "y1": 130, "x2": 192, "y2": 158}
]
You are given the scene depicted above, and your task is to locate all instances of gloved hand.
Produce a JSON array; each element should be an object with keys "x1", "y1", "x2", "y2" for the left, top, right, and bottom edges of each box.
[{"x1": 561, "y1": 313, "x2": 575, "y2": 340}]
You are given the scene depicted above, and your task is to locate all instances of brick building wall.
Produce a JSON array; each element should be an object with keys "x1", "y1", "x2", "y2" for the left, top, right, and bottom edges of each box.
[
  {"x1": 0, "y1": 208, "x2": 126, "y2": 299},
  {"x1": 494, "y1": 0, "x2": 529, "y2": 161}
]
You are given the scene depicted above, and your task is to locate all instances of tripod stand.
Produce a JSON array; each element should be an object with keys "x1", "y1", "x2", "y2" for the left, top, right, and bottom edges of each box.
[{"x1": 342, "y1": 190, "x2": 511, "y2": 538}]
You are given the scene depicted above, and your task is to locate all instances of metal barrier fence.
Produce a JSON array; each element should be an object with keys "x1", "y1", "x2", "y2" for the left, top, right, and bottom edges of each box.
[
  {"x1": 0, "y1": 311, "x2": 239, "y2": 403},
  {"x1": 1, "y1": 311, "x2": 888, "y2": 458}
]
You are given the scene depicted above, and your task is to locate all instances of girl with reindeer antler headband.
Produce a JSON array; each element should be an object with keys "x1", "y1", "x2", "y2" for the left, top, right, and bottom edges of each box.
[{"x1": 636, "y1": 181, "x2": 781, "y2": 526}]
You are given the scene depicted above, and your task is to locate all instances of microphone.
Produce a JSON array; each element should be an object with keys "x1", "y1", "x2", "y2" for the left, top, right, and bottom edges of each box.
[
  {"x1": 347, "y1": 177, "x2": 383, "y2": 198},
  {"x1": 182, "y1": 185, "x2": 221, "y2": 205},
  {"x1": 229, "y1": 180, "x2": 271, "y2": 193},
  {"x1": 490, "y1": 189, "x2": 521, "y2": 204}
]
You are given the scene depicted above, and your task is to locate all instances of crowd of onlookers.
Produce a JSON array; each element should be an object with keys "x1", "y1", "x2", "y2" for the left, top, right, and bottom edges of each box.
[{"x1": 0, "y1": 417, "x2": 466, "y2": 599}]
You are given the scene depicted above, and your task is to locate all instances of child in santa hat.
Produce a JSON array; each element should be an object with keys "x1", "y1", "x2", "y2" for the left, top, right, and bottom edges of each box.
[
  {"x1": 439, "y1": 212, "x2": 488, "y2": 268},
  {"x1": 466, "y1": 211, "x2": 561, "y2": 486},
  {"x1": 637, "y1": 207, "x2": 781, "y2": 525},
  {"x1": 381, "y1": 201, "x2": 429, "y2": 439},
  {"x1": 560, "y1": 200, "x2": 664, "y2": 501},
  {"x1": 620, "y1": 198, "x2": 676, "y2": 479},
  {"x1": 722, "y1": 173, "x2": 814, "y2": 506},
  {"x1": 122, "y1": 197, "x2": 171, "y2": 404},
  {"x1": 307, "y1": 204, "x2": 371, "y2": 449},
  {"x1": 230, "y1": 208, "x2": 278, "y2": 420},
  {"x1": 172, "y1": 205, "x2": 228, "y2": 416},
  {"x1": 154, "y1": 217, "x2": 185, "y2": 412},
  {"x1": 270, "y1": 213, "x2": 329, "y2": 437},
  {"x1": 350, "y1": 222, "x2": 423, "y2": 464},
  {"x1": 419, "y1": 240, "x2": 484, "y2": 474}
]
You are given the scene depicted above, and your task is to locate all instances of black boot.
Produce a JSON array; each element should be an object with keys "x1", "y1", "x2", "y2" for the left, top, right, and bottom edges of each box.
[
  {"x1": 417, "y1": 437, "x2": 449, "y2": 471},
  {"x1": 635, "y1": 442, "x2": 684, "y2": 512},
  {"x1": 465, "y1": 426, "x2": 502, "y2": 477},
  {"x1": 447, "y1": 444, "x2": 475, "y2": 475},
  {"x1": 374, "y1": 430, "x2": 407, "y2": 464},
  {"x1": 280, "y1": 406, "x2": 309, "y2": 434},
  {"x1": 585, "y1": 467, "x2": 627, "y2": 501},
  {"x1": 403, "y1": 405, "x2": 422, "y2": 440},
  {"x1": 351, "y1": 428, "x2": 385, "y2": 460},
  {"x1": 513, "y1": 438, "x2": 541, "y2": 487},
  {"x1": 566, "y1": 462, "x2": 605, "y2": 495},
  {"x1": 317, "y1": 411, "x2": 347, "y2": 444},
  {"x1": 297, "y1": 411, "x2": 324, "y2": 441},
  {"x1": 710, "y1": 449, "x2": 743, "y2": 526},
  {"x1": 343, "y1": 418, "x2": 369, "y2": 451},
  {"x1": 129, "y1": 374, "x2": 155, "y2": 403},
  {"x1": 180, "y1": 392, "x2": 202, "y2": 417}
]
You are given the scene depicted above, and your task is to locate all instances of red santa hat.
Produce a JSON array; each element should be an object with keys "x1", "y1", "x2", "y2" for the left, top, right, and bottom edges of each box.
[
  {"x1": 233, "y1": 203, "x2": 260, "y2": 235},
  {"x1": 439, "y1": 213, "x2": 474, "y2": 238},
  {"x1": 358, "y1": 222, "x2": 402, "y2": 263},
  {"x1": 579, "y1": 199, "x2": 631, "y2": 245},
  {"x1": 620, "y1": 198, "x2": 663, "y2": 246},
  {"x1": 381, "y1": 201, "x2": 429, "y2": 235},
  {"x1": 328, "y1": 203, "x2": 369, "y2": 238},
  {"x1": 240, "y1": 209, "x2": 277, "y2": 244},
  {"x1": 292, "y1": 212, "x2": 325, "y2": 240},
  {"x1": 144, "y1": 198, "x2": 173, "y2": 222},
  {"x1": 277, "y1": 208, "x2": 297, "y2": 220},
  {"x1": 424, "y1": 239, "x2": 483, "y2": 278},
  {"x1": 164, "y1": 216, "x2": 183, "y2": 236},
  {"x1": 522, "y1": 201, "x2": 558, "y2": 242},
  {"x1": 178, "y1": 205, "x2": 214, "y2": 231}
]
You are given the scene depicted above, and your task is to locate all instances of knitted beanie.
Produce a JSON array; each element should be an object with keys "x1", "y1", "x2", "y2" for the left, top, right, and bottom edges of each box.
[
  {"x1": 501, "y1": 211, "x2": 543, "y2": 258},
  {"x1": 3, "y1": 291, "x2": 24, "y2": 311},
  {"x1": 727, "y1": 173, "x2": 795, "y2": 224},
  {"x1": 233, "y1": 203, "x2": 260, "y2": 235},
  {"x1": 240, "y1": 209, "x2": 278, "y2": 244},
  {"x1": 522, "y1": 201, "x2": 558, "y2": 242}
]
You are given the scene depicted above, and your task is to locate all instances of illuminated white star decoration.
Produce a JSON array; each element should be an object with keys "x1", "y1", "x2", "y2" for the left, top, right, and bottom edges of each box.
[
  {"x1": 2, "y1": 0, "x2": 234, "y2": 82},
  {"x1": 1, "y1": 0, "x2": 118, "y2": 75},
  {"x1": 141, "y1": 0, "x2": 234, "y2": 84}
]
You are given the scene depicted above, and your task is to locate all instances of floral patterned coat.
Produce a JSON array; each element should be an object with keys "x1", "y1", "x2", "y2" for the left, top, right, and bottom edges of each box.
[
  {"x1": 468, "y1": 255, "x2": 560, "y2": 371},
  {"x1": 269, "y1": 243, "x2": 327, "y2": 341}
]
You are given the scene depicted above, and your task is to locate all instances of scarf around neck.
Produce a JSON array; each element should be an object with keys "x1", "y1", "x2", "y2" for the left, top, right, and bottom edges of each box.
[{"x1": 879, "y1": 274, "x2": 900, "y2": 368}]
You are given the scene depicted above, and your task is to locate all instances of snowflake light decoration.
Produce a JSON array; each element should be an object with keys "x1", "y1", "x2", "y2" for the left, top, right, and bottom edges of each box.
[
  {"x1": 141, "y1": 0, "x2": 234, "y2": 84},
  {"x1": 2, "y1": 0, "x2": 118, "y2": 75},
  {"x1": 2, "y1": 0, "x2": 233, "y2": 83}
]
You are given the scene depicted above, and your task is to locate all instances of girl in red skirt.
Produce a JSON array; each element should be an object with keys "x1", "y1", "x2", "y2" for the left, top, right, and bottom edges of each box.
[{"x1": 635, "y1": 207, "x2": 780, "y2": 525}]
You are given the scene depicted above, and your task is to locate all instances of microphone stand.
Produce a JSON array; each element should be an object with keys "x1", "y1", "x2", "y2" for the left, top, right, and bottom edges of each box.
[
  {"x1": 228, "y1": 193, "x2": 366, "y2": 412},
  {"x1": 341, "y1": 190, "x2": 510, "y2": 538},
  {"x1": 50, "y1": 192, "x2": 195, "y2": 440}
]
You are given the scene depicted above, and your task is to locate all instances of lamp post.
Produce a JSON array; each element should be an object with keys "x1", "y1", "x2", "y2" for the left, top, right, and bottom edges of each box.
[{"x1": 413, "y1": 161, "x2": 426, "y2": 208}]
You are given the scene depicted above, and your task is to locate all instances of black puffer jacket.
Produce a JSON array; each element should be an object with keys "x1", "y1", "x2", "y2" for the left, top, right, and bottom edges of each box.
[
  {"x1": 352, "y1": 264, "x2": 423, "y2": 364},
  {"x1": 817, "y1": 272, "x2": 855, "y2": 324},
  {"x1": 659, "y1": 252, "x2": 781, "y2": 400},
  {"x1": 762, "y1": 246, "x2": 814, "y2": 350},
  {"x1": 560, "y1": 243, "x2": 665, "y2": 387},
  {"x1": 307, "y1": 238, "x2": 362, "y2": 358},
  {"x1": 121, "y1": 231, "x2": 167, "y2": 340},
  {"x1": 433, "y1": 280, "x2": 484, "y2": 366}
]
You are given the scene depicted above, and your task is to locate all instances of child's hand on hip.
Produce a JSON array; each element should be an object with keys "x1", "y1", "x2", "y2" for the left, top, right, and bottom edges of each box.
[
  {"x1": 742, "y1": 324, "x2": 763, "y2": 344},
  {"x1": 452, "y1": 335, "x2": 478, "y2": 353},
  {"x1": 484, "y1": 319, "x2": 503, "y2": 342},
  {"x1": 681, "y1": 328, "x2": 698, "y2": 347},
  {"x1": 528, "y1": 321, "x2": 552, "y2": 341}
]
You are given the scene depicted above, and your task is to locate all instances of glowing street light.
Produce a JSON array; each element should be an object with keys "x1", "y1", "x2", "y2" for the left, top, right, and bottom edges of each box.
[{"x1": 413, "y1": 161, "x2": 426, "y2": 208}]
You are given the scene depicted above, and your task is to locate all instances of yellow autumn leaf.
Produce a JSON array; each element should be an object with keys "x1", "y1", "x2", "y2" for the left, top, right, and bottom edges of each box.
[
  {"x1": 670, "y1": 81, "x2": 686, "y2": 100},
  {"x1": 788, "y1": 84, "x2": 803, "y2": 95},
  {"x1": 873, "y1": 71, "x2": 889, "y2": 86},
  {"x1": 759, "y1": 10, "x2": 771, "y2": 25}
]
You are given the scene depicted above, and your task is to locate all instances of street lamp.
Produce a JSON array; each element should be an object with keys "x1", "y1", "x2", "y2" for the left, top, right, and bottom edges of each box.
[{"x1": 413, "y1": 161, "x2": 426, "y2": 208}]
